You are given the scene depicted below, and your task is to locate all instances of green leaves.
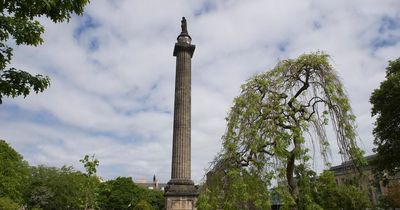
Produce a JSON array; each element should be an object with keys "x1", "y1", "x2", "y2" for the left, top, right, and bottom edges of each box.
[
  {"x1": 0, "y1": 43, "x2": 12, "y2": 69},
  {"x1": 370, "y1": 57, "x2": 400, "y2": 175},
  {"x1": 1, "y1": 0, "x2": 90, "y2": 22},
  {"x1": 133, "y1": 200, "x2": 154, "y2": 210},
  {"x1": 25, "y1": 165, "x2": 89, "y2": 210},
  {"x1": 197, "y1": 165, "x2": 271, "y2": 210},
  {"x1": 0, "y1": 0, "x2": 90, "y2": 104},
  {"x1": 200, "y1": 52, "x2": 365, "y2": 209},
  {"x1": 0, "y1": 197, "x2": 20, "y2": 210},
  {"x1": 0, "y1": 139, "x2": 29, "y2": 204},
  {"x1": 80, "y1": 154, "x2": 99, "y2": 177},
  {"x1": 310, "y1": 170, "x2": 371, "y2": 210},
  {"x1": 80, "y1": 154, "x2": 100, "y2": 210},
  {"x1": 0, "y1": 16, "x2": 44, "y2": 45},
  {"x1": 0, "y1": 141, "x2": 165, "y2": 210},
  {"x1": 0, "y1": 68, "x2": 50, "y2": 104},
  {"x1": 97, "y1": 177, "x2": 164, "y2": 210}
]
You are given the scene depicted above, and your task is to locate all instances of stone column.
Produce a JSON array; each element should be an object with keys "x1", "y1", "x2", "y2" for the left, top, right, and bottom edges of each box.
[{"x1": 165, "y1": 17, "x2": 198, "y2": 210}]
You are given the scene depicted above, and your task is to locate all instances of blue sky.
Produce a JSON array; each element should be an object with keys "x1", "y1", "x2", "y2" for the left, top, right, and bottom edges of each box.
[{"x1": 1, "y1": 0, "x2": 400, "y2": 183}]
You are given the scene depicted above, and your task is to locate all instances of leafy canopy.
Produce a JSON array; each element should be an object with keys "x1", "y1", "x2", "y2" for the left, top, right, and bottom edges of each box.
[
  {"x1": 97, "y1": 176, "x2": 164, "y2": 210},
  {"x1": 0, "y1": 139, "x2": 29, "y2": 204},
  {"x1": 0, "y1": 141, "x2": 165, "y2": 210},
  {"x1": 80, "y1": 154, "x2": 100, "y2": 210},
  {"x1": 198, "y1": 52, "x2": 365, "y2": 209},
  {"x1": 133, "y1": 200, "x2": 154, "y2": 210},
  {"x1": 370, "y1": 57, "x2": 400, "y2": 175},
  {"x1": 0, "y1": 197, "x2": 20, "y2": 210},
  {"x1": 24, "y1": 165, "x2": 88, "y2": 210},
  {"x1": 0, "y1": 0, "x2": 90, "y2": 103}
]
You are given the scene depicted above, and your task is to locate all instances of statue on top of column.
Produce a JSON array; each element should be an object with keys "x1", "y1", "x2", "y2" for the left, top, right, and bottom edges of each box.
[{"x1": 181, "y1": 17, "x2": 188, "y2": 34}]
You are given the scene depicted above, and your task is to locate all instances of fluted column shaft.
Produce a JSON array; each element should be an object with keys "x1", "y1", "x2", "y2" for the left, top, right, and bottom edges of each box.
[{"x1": 171, "y1": 46, "x2": 192, "y2": 181}]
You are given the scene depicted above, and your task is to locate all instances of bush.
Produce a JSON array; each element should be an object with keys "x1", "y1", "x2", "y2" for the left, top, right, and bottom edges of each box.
[
  {"x1": 0, "y1": 197, "x2": 20, "y2": 210},
  {"x1": 133, "y1": 200, "x2": 154, "y2": 210}
]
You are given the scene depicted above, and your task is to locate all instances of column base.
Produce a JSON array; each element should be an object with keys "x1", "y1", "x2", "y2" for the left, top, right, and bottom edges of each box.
[
  {"x1": 165, "y1": 195, "x2": 198, "y2": 210},
  {"x1": 165, "y1": 179, "x2": 199, "y2": 210}
]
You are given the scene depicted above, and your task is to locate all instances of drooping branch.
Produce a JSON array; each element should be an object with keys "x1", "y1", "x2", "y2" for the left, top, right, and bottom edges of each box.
[{"x1": 203, "y1": 52, "x2": 364, "y2": 209}]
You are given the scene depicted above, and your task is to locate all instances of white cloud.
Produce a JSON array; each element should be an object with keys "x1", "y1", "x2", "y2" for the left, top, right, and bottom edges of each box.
[{"x1": 1, "y1": 0, "x2": 400, "y2": 183}]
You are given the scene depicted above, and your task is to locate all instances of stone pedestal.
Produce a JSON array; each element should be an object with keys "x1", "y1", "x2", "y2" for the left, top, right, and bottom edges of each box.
[
  {"x1": 165, "y1": 183, "x2": 198, "y2": 210},
  {"x1": 166, "y1": 196, "x2": 197, "y2": 210}
]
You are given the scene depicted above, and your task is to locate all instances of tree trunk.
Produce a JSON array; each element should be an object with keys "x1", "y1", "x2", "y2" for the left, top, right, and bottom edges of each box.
[
  {"x1": 287, "y1": 136, "x2": 301, "y2": 209},
  {"x1": 286, "y1": 152, "x2": 297, "y2": 202}
]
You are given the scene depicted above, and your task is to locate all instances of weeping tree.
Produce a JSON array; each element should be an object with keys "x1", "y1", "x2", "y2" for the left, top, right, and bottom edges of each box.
[{"x1": 198, "y1": 52, "x2": 365, "y2": 209}]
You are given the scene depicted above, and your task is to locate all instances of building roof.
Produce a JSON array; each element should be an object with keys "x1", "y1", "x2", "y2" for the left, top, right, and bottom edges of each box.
[
  {"x1": 330, "y1": 154, "x2": 376, "y2": 176},
  {"x1": 136, "y1": 182, "x2": 168, "y2": 190}
]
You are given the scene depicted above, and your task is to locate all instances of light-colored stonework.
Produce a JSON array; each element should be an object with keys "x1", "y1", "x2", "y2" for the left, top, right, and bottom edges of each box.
[{"x1": 166, "y1": 196, "x2": 197, "y2": 210}]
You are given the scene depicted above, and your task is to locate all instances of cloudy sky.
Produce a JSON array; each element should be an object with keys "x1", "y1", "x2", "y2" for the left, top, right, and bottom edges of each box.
[{"x1": 1, "y1": 0, "x2": 400, "y2": 183}]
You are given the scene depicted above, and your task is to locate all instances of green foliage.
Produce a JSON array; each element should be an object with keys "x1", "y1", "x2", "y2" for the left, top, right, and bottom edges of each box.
[
  {"x1": 133, "y1": 200, "x2": 154, "y2": 210},
  {"x1": 0, "y1": 197, "x2": 20, "y2": 210},
  {"x1": 335, "y1": 185, "x2": 371, "y2": 210},
  {"x1": 24, "y1": 165, "x2": 87, "y2": 210},
  {"x1": 80, "y1": 154, "x2": 99, "y2": 177},
  {"x1": 0, "y1": 67, "x2": 50, "y2": 103},
  {"x1": 269, "y1": 170, "x2": 371, "y2": 210},
  {"x1": 0, "y1": 0, "x2": 91, "y2": 103},
  {"x1": 370, "y1": 57, "x2": 400, "y2": 175},
  {"x1": 314, "y1": 171, "x2": 371, "y2": 210},
  {"x1": 295, "y1": 165, "x2": 323, "y2": 210},
  {"x1": 312, "y1": 171, "x2": 338, "y2": 209},
  {"x1": 80, "y1": 154, "x2": 100, "y2": 210},
  {"x1": 0, "y1": 139, "x2": 29, "y2": 204},
  {"x1": 97, "y1": 177, "x2": 164, "y2": 210},
  {"x1": 97, "y1": 177, "x2": 138, "y2": 210},
  {"x1": 138, "y1": 189, "x2": 164, "y2": 210},
  {"x1": 200, "y1": 52, "x2": 365, "y2": 209},
  {"x1": 197, "y1": 162, "x2": 271, "y2": 210},
  {"x1": 0, "y1": 141, "x2": 164, "y2": 210}
]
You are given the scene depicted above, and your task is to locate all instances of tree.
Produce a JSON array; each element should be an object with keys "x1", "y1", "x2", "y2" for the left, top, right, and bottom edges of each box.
[
  {"x1": 97, "y1": 177, "x2": 138, "y2": 210},
  {"x1": 370, "y1": 58, "x2": 400, "y2": 175},
  {"x1": 0, "y1": 197, "x2": 20, "y2": 210},
  {"x1": 24, "y1": 165, "x2": 87, "y2": 210},
  {"x1": 0, "y1": 139, "x2": 29, "y2": 204},
  {"x1": 197, "y1": 160, "x2": 270, "y2": 210},
  {"x1": 313, "y1": 171, "x2": 370, "y2": 210},
  {"x1": 0, "y1": 0, "x2": 91, "y2": 104},
  {"x1": 80, "y1": 154, "x2": 100, "y2": 210},
  {"x1": 133, "y1": 200, "x2": 154, "y2": 210},
  {"x1": 199, "y1": 53, "x2": 365, "y2": 209},
  {"x1": 137, "y1": 188, "x2": 164, "y2": 210},
  {"x1": 97, "y1": 177, "x2": 164, "y2": 210}
]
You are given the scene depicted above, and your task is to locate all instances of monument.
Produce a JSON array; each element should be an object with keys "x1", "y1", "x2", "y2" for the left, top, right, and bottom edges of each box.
[{"x1": 165, "y1": 17, "x2": 198, "y2": 210}]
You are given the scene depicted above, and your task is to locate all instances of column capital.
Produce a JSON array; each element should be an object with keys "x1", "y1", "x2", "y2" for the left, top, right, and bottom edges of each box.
[{"x1": 173, "y1": 42, "x2": 195, "y2": 57}]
